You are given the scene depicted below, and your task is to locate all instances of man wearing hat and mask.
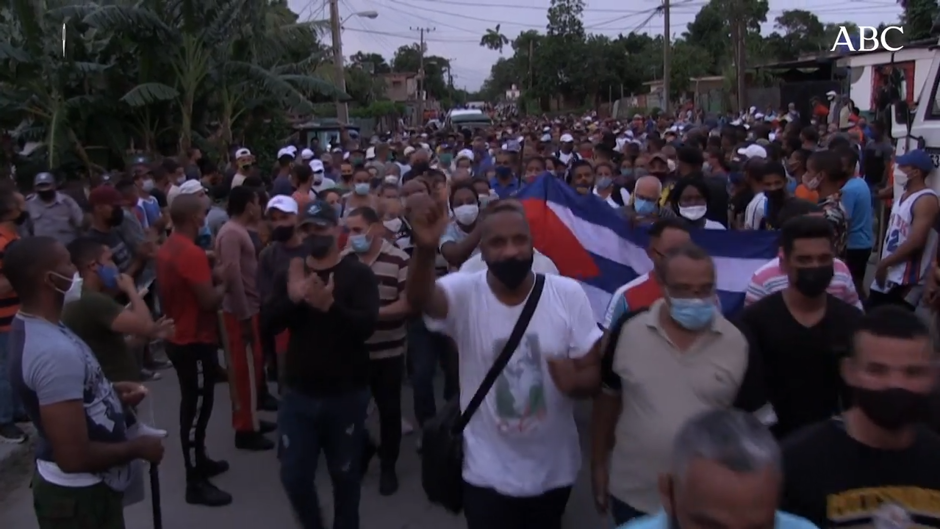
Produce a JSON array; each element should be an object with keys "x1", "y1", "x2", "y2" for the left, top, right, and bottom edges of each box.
[
  {"x1": 231, "y1": 148, "x2": 255, "y2": 189},
  {"x1": 25, "y1": 172, "x2": 85, "y2": 246}
]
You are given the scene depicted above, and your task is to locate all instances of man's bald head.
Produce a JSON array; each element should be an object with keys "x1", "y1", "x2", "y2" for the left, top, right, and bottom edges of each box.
[
  {"x1": 634, "y1": 175, "x2": 663, "y2": 200},
  {"x1": 170, "y1": 193, "x2": 205, "y2": 229}
]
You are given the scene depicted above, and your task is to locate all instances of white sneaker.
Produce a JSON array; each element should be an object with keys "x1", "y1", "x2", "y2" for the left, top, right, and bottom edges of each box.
[
  {"x1": 401, "y1": 418, "x2": 414, "y2": 435},
  {"x1": 128, "y1": 422, "x2": 168, "y2": 439}
]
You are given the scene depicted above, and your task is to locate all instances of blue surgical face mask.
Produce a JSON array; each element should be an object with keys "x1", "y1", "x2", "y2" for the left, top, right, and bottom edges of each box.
[
  {"x1": 350, "y1": 233, "x2": 371, "y2": 253},
  {"x1": 634, "y1": 198, "x2": 656, "y2": 215},
  {"x1": 196, "y1": 223, "x2": 212, "y2": 249},
  {"x1": 620, "y1": 168, "x2": 634, "y2": 177},
  {"x1": 596, "y1": 177, "x2": 613, "y2": 190},
  {"x1": 354, "y1": 183, "x2": 370, "y2": 196},
  {"x1": 96, "y1": 263, "x2": 119, "y2": 290},
  {"x1": 668, "y1": 297, "x2": 715, "y2": 331}
]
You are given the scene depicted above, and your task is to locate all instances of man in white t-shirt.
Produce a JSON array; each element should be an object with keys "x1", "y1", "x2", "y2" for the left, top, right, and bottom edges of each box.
[
  {"x1": 405, "y1": 194, "x2": 602, "y2": 528},
  {"x1": 231, "y1": 148, "x2": 254, "y2": 189}
]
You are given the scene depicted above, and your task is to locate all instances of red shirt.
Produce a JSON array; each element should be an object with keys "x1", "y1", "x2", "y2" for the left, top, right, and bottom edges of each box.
[
  {"x1": 0, "y1": 225, "x2": 20, "y2": 332},
  {"x1": 156, "y1": 233, "x2": 217, "y2": 345}
]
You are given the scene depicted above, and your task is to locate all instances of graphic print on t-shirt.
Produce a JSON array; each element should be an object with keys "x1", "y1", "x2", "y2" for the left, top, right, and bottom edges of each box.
[
  {"x1": 828, "y1": 487, "x2": 940, "y2": 529},
  {"x1": 494, "y1": 334, "x2": 546, "y2": 433}
]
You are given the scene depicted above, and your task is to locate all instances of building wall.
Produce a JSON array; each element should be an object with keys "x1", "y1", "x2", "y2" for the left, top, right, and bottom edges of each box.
[
  {"x1": 383, "y1": 76, "x2": 417, "y2": 102},
  {"x1": 842, "y1": 48, "x2": 934, "y2": 112}
]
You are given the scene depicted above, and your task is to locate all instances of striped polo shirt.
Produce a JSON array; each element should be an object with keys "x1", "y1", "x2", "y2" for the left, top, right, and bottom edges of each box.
[
  {"x1": 343, "y1": 240, "x2": 409, "y2": 359},
  {"x1": 0, "y1": 225, "x2": 20, "y2": 332}
]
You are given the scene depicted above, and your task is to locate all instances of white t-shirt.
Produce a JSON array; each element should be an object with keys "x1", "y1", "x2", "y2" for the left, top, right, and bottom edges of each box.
[
  {"x1": 743, "y1": 192, "x2": 767, "y2": 230},
  {"x1": 426, "y1": 272, "x2": 603, "y2": 496},
  {"x1": 704, "y1": 219, "x2": 726, "y2": 230},
  {"x1": 458, "y1": 250, "x2": 560, "y2": 275},
  {"x1": 313, "y1": 177, "x2": 336, "y2": 194}
]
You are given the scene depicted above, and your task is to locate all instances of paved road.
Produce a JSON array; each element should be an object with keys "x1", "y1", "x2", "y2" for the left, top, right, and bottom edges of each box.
[{"x1": 0, "y1": 375, "x2": 606, "y2": 529}]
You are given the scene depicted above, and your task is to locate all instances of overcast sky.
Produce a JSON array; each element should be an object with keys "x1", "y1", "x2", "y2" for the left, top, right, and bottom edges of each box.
[{"x1": 287, "y1": 0, "x2": 903, "y2": 92}]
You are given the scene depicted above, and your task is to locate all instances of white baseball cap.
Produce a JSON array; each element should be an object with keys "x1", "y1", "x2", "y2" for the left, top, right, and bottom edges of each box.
[
  {"x1": 266, "y1": 195, "x2": 298, "y2": 215},
  {"x1": 560, "y1": 133, "x2": 574, "y2": 143},
  {"x1": 309, "y1": 160, "x2": 325, "y2": 173},
  {"x1": 737, "y1": 144, "x2": 768, "y2": 159},
  {"x1": 179, "y1": 180, "x2": 205, "y2": 195},
  {"x1": 277, "y1": 147, "x2": 293, "y2": 159},
  {"x1": 456, "y1": 148, "x2": 474, "y2": 162},
  {"x1": 403, "y1": 146, "x2": 416, "y2": 156},
  {"x1": 235, "y1": 147, "x2": 252, "y2": 159},
  {"x1": 301, "y1": 148, "x2": 314, "y2": 160}
]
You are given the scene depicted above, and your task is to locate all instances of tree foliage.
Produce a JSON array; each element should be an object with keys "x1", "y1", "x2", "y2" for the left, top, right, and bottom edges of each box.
[
  {"x1": 478, "y1": 0, "x2": 906, "y2": 109},
  {"x1": 0, "y1": 0, "x2": 347, "y2": 173}
]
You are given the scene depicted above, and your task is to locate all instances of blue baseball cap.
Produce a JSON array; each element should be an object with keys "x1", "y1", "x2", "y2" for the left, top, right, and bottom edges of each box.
[{"x1": 896, "y1": 149, "x2": 934, "y2": 173}]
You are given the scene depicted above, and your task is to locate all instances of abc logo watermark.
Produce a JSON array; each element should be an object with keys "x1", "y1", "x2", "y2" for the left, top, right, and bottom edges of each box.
[{"x1": 830, "y1": 26, "x2": 905, "y2": 52}]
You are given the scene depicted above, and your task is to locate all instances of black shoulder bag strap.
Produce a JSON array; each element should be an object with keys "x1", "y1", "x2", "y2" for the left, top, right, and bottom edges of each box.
[{"x1": 454, "y1": 273, "x2": 546, "y2": 433}]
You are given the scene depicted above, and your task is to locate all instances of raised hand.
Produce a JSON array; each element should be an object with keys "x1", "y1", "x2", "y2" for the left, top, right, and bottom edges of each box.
[{"x1": 405, "y1": 193, "x2": 448, "y2": 249}]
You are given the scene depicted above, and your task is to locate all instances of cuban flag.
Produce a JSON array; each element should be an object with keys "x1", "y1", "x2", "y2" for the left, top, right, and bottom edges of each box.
[{"x1": 516, "y1": 176, "x2": 779, "y2": 323}]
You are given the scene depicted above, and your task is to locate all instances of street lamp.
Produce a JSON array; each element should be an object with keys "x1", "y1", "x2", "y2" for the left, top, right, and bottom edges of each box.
[{"x1": 331, "y1": 8, "x2": 380, "y2": 123}]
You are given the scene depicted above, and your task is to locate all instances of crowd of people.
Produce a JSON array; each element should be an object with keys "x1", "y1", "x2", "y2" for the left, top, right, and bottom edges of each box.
[{"x1": 1, "y1": 98, "x2": 940, "y2": 529}]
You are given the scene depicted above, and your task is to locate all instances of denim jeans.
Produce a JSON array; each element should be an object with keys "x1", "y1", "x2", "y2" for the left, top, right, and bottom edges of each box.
[
  {"x1": 406, "y1": 318, "x2": 458, "y2": 426},
  {"x1": 0, "y1": 331, "x2": 23, "y2": 425},
  {"x1": 278, "y1": 387, "x2": 370, "y2": 529}
]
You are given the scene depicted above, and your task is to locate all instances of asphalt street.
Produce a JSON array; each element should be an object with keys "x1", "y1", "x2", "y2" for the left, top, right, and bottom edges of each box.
[{"x1": 0, "y1": 375, "x2": 607, "y2": 529}]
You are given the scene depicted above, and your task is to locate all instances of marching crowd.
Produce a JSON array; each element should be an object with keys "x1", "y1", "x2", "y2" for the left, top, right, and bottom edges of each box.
[{"x1": 2, "y1": 97, "x2": 940, "y2": 529}]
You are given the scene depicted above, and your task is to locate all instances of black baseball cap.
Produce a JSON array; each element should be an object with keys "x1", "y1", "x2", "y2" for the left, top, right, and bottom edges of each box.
[{"x1": 298, "y1": 199, "x2": 338, "y2": 227}]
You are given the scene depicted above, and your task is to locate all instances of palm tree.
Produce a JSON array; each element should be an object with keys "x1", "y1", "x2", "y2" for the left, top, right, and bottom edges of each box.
[{"x1": 480, "y1": 24, "x2": 510, "y2": 54}]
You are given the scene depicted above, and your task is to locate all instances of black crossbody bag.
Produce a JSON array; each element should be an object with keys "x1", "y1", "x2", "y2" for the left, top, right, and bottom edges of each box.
[{"x1": 420, "y1": 274, "x2": 546, "y2": 514}]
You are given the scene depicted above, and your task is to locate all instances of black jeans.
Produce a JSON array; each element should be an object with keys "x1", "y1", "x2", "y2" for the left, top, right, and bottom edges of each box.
[
  {"x1": 165, "y1": 342, "x2": 218, "y2": 480},
  {"x1": 407, "y1": 318, "x2": 458, "y2": 426},
  {"x1": 278, "y1": 388, "x2": 370, "y2": 529},
  {"x1": 867, "y1": 287, "x2": 916, "y2": 311},
  {"x1": 368, "y1": 356, "x2": 403, "y2": 468},
  {"x1": 610, "y1": 496, "x2": 647, "y2": 526},
  {"x1": 845, "y1": 248, "x2": 872, "y2": 295},
  {"x1": 463, "y1": 482, "x2": 572, "y2": 529}
]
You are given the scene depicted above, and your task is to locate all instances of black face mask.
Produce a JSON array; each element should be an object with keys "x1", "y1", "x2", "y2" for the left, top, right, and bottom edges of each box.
[
  {"x1": 270, "y1": 225, "x2": 295, "y2": 243},
  {"x1": 109, "y1": 207, "x2": 125, "y2": 227},
  {"x1": 853, "y1": 386, "x2": 929, "y2": 431},
  {"x1": 766, "y1": 188, "x2": 786, "y2": 203},
  {"x1": 14, "y1": 211, "x2": 28, "y2": 226},
  {"x1": 38, "y1": 190, "x2": 56, "y2": 201},
  {"x1": 306, "y1": 234, "x2": 335, "y2": 258},
  {"x1": 486, "y1": 254, "x2": 534, "y2": 290},
  {"x1": 793, "y1": 265, "x2": 833, "y2": 298}
]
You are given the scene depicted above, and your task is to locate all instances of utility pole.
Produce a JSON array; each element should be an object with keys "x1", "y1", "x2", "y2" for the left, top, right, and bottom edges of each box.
[
  {"x1": 662, "y1": 0, "x2": 671, "y2": 115},
  {"x1": 528, "y1": 39, "x2": 534, "y2": 90},
  {"x1": 732, "y1": 4, "x2": 747, "y2": 113},
  {"x1": 411, "y1": 27, "x2": 434, "y2": 129},
  {"x1": 329, "y1": 0, "x2": 348, "y2": 123}
]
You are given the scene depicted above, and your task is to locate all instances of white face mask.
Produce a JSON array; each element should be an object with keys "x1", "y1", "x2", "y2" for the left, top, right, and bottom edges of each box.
[
  {"x1": 384, "y1": 175, "x2": 399, "y2": 184},
  {"x1": 383, "y1": 218, "x2": 402, "y2": 233},
  {"x1": 56, "y1": 272, "x2": 83, "y2": 304},
  {"x1": 679, "y1": 205, "x2": 707, "y2": 221},
  {"x1": 453, "y1": 204, "x2": 480, "y2": 225},
  {"x1": 895, "y1": 167, "x2": 909, "y2": 189},
  {"x1": 142, "y1": 179, "x2": 155, "y2": 192}
]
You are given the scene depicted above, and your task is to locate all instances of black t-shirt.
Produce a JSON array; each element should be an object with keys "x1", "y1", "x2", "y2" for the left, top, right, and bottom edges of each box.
[
  {"x1": 263, "y1": 254, "x2": 379, "y2": 396},
  {"x1": 150, "y1": 188, "x2": 168, "y2": 208},
  {"x1": 782, "y1": 419, "x2": 940, "y2": 528},
  {"x1": 729, "y1": 188, "x2": 754, "y2": 227},
  {"x1": 738, "y1": 293, "x2": 862, "y2": 439}
]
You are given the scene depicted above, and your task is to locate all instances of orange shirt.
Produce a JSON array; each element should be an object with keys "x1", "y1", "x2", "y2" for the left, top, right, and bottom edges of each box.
[
  {"x1": 156, "y1": 233, "x2": 218, "y2": 345},
  {"x1": 794, "y1": 184, "x2": 819, "y2": 203},
  {"x1": 0, "y1": 225, "x2": 20, "y2": 332}
]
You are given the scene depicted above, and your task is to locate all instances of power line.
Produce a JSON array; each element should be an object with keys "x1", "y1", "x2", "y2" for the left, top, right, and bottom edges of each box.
[
  {"x1": 343, "y1": 27, "x2": 478, "y2": 42},
  {"x1": 390, "y1": 0, "x2": 675, "y2": 14}
]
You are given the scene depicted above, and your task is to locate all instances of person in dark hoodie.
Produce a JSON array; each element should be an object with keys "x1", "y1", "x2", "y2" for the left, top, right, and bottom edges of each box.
[{"x1": 264, "y1": 198, "x2": 379, "y2": 529}]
